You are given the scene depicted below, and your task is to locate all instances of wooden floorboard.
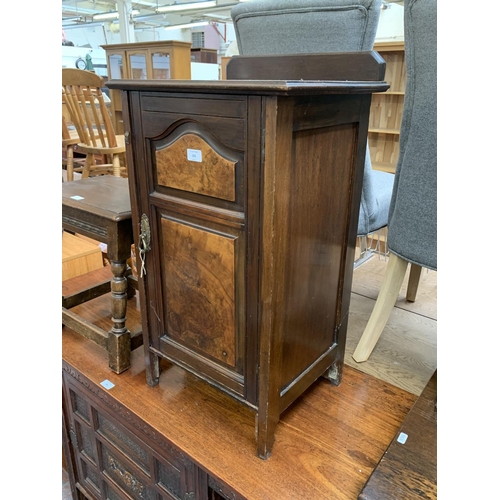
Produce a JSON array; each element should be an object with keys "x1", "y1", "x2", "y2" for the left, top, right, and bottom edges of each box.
[
  {"x1": 351, "y1": 255, "x2": 437, "y2": 320},
  {"x1": 346, "y1": 255, "x2": 437, "y2": 396}
]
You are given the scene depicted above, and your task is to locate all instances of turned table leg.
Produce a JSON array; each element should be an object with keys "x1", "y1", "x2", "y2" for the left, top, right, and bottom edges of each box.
[{"x1": 108, "y1": 259, "x2": 131, "y2": 374}]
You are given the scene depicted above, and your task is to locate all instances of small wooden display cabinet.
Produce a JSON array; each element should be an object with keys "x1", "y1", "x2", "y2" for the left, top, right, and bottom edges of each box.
[
  {"x1": 102, "y1": 41, "x2": 192, "y2": 134},
  {"x1": 107, "y1": 52, "x2": 388, "y2": 459}
]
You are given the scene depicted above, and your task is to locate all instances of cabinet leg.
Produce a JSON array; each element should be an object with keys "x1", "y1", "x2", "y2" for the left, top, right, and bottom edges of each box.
[
  {"x1": 326, "y1": 359, "x2": 343, "y2": 386},
  {"x1": 256, "y1": 406, "x2": 279, "y2": 460},
  {"x1": 145, "y1": 350, "x2": 161, "y2": 387}
]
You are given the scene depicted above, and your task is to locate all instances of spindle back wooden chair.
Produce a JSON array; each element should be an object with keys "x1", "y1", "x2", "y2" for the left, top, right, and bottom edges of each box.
[{"x1": 62, "y1": 68, "x2": 126, "y2": 178}]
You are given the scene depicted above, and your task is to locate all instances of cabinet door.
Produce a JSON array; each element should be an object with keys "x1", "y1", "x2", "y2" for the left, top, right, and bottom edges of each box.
[
  {"x1": 107, "y1": 51, "x2": 127, "y2": 79},
  {"x1": 127, "y1": 50, "x2": 150, "y2": 80},
  {"x1": 154, "y1": 209, "x2": 246, "y2": 394},
  {"x1": 150, "y1": 50, "x2": 172, "y2": 80},
  {"x1": 132, "y1": 100, "x2": 249, "y2": 399}
]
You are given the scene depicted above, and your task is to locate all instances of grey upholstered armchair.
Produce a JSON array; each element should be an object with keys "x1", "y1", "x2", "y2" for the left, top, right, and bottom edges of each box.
[
  {"x1": 230, "y1": 0, "x2": 394, "y2": 250},
  {"x1": 353, "y1": 0, "x2": 437, "y2": 362}
]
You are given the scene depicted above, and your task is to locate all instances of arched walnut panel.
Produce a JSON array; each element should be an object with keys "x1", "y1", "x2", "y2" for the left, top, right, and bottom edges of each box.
[
  {"x1": 155, "y1": 132, "x2": 237, "y2": 202},
  {"x1": 153, "y1": 122, "x2": 241, "y2": 202}
]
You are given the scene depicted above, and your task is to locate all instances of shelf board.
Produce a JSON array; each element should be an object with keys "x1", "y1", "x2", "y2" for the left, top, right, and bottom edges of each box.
[
  {"x1": 374, "y1": 91, "x2": 405, "y2": 95},
  {"x1": 374, "y1": 41, "x2": 405, "y2": 51},
  {"x1": 372, "y1": 162, "x2": 396, "y2": 173},
  {"x1": 368, "y1": 128, "x2": 401, "y2": 135}
]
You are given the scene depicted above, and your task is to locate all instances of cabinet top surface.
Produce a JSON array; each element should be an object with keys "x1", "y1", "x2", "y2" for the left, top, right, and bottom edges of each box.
[
  {"x1": 106, "y1": 78, "x2": 389, "y2": 95},
  {"x1": 101, "y1": 40, "x2": 192, "y2": 50}
]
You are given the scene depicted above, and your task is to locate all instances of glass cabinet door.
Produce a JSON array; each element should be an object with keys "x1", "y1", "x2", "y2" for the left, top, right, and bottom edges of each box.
[
  {"x1": 151, "y1": 51, "x2": 171, "y2": 80},
  {"x1": 108, "y1": 53, "x2": 125, "y2": 79},
  {"x1": 128, "y1": 51, "x2": 148, "y2": 79}
]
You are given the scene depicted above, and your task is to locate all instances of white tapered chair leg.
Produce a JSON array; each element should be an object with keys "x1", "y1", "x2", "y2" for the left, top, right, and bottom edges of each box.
[
  {"x1": 406, "y1": 263, "x2": 422, "y2": 302},
  {"x1": 352, "y1": 253, "x2": 408, "y2": 363}
]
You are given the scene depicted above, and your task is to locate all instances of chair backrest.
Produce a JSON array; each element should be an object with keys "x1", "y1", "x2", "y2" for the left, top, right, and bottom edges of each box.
[
  {"x1": 62, "y1": 68, "x2": 118, "y2": 149},
  {"x1": 230, "y1": 0, "x2": 389, "y2": 238},
  {"x1": 62, "y1": 115, "x2": 73, "y2": 142},
  {"x1": 386, "y1": 0, "x2": 437, "y2": 270},
  {"x1": 231, "y1": 0, "x2": 382, "y2": 55}
]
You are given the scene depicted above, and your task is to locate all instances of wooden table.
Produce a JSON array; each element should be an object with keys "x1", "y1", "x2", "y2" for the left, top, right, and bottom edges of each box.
[
  {"x1": 62, "y1": 176, "x2": 140, "y2": 374},
  {"x1": 358, "y1": 370, "x2": 437, "y2": 499},
  {"x1": 62, "y1": 320, "x2": 416, "y2": 500}
]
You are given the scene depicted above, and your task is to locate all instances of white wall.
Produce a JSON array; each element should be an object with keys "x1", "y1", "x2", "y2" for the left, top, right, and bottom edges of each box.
[
  {"x1": 191, "y1": 62, "x2": 219, "y2": 80},
  {"x1": 375, "y1": 3, "x2": 404, "y2": 42}
]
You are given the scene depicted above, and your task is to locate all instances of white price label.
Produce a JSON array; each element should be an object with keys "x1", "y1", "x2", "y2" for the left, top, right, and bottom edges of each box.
[
  {"x1": 397, "y1": 432, "x2": 408, "y2": 444},
  {"x1": 187, "y1": 149, "x2": 202, "y2": 162}
]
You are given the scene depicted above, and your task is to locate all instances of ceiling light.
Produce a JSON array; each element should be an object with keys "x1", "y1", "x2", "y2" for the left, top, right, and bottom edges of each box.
[
  {"x1": 164, "y1": 21, "x2": 209, "y2": 30},
  {"x1": 157, "y1": 1, "x2": 216, "y2": 13},
  {"x1": 93, "y1": 9, "x2": 140, "y2": 20}
]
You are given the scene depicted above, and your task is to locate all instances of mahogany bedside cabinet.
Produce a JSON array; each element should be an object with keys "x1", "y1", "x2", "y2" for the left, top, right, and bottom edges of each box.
[{"x1": 107, "y1": 52, "x2": 388, "y2": 459}]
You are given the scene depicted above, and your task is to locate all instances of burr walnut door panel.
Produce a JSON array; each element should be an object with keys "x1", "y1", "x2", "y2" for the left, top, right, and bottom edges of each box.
[{"x1": 151, "y1": 210, "x2": 247, "y2": 398}]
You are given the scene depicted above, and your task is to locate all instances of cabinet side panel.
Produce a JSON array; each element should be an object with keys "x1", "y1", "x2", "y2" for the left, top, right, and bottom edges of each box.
[{"x1": 280, "y1": 123, "x2": 357, "y2": 389}]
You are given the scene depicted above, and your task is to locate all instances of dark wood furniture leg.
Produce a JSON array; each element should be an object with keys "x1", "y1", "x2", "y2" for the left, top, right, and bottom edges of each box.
[
  {"x1": 62, "y1": 176, "x2": 141, "y2": 374},
  {"x1": 108, "y1": 260, "x2": 131, "y2": 373}
]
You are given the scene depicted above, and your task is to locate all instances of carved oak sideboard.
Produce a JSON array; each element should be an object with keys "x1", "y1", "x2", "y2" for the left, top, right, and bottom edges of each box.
[{"x1": 107, "y1": 52, "x2": 388, "y2": 459}]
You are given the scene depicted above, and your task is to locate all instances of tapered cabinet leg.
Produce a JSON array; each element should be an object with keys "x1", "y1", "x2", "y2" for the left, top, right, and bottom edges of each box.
[
  {"x1": 352, "y1": 253, "x2": 408, "y2": 363},
  {"x1": 406, "y1": 263, "x2": 422, "y2": 302},
  {"x1": 326, "y1": 360, "x2": 342, "y2": 386},
  {"x1": 145, "y1": 351, "x2": 161, "y2": 387},
  {"x1": 256, "y1": 401, "x2": 280, "y2": 460}
]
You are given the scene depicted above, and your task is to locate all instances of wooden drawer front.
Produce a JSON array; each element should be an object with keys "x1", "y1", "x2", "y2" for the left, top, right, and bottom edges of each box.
[
  {"x1": 63, "y1": 372, "x2": 201, "y2": 500},
  {"x1": 156, "y1": 133, "x2": 236, "y2": 202},
  {"x1": 97, "y1": 412, "x2": 150, "y2": 473},
  {"x1": 141, "y1": 94, "x2": 246, "y2": 119},
  {"x1": 100, "y1": 443, "x2": 156, "y2": 500}
]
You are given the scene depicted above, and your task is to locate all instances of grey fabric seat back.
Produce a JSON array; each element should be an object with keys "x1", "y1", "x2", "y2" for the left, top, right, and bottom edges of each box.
[
  {"x1": 231, "y1": 0, "x2": 393, "y2": 238},
  {"x1": 231, "y1": 0, "x2": 382, "y2": 54},
  {"x1": 387, "y1": 0, "x2": 437, "y2": 270}
]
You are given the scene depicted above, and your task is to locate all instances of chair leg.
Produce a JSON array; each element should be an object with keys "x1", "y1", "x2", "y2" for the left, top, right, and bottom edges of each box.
[
  {"x1": 354, "y1": 235, "x2": 374, "y2": 269},
  {"x1": 352, "y1": 253, "x2": 408, "y2": 363},
  {"x1": 112, "y1": 154, "x2": 121, "y2": 177},
  {"x1": 406, "y1": 263, "x2": 422, "y2": 302},
  {"x1": 82, "y1": 153, "x2": 94, "y2": 179},
  {"x1": 66, "y1": 145, "x2": 74, "y2": 182}
]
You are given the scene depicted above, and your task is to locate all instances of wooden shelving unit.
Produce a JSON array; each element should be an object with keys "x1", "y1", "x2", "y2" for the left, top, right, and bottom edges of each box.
[
  {"x1": 369, "y1": 41, "x2": 406, "y2": 173},
  {"x1": 102, "y1": 41, "x2": 192, "y2": 134}
]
